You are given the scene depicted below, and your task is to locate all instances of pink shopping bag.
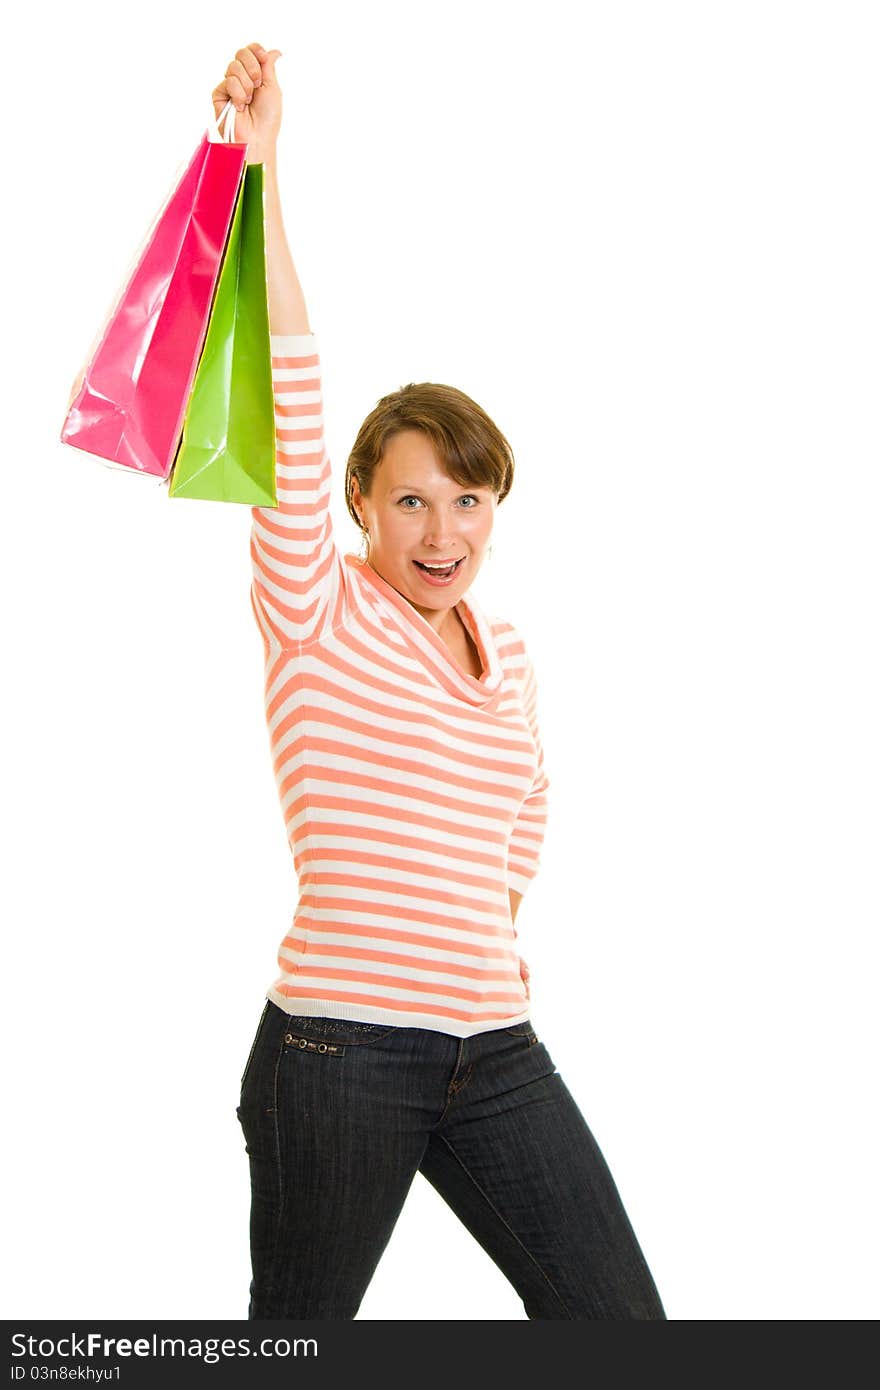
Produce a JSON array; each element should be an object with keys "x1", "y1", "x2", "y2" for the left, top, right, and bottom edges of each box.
[{"x1": 60, "y1": 106, "x2": 246, "y2": 478}]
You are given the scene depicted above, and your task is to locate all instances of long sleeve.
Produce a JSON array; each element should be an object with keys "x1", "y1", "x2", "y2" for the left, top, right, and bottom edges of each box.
[
  {"x1": 250, "y1": 332, "x2": 345, "y2": 651},
  {"x1": 506, "y1": 653, "x2": 550, "y2": 896}
]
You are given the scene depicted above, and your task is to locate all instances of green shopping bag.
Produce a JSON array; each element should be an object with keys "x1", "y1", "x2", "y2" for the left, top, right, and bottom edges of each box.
[{"x1": 168, "y1": 162, "x2": 276, "y2": 503}]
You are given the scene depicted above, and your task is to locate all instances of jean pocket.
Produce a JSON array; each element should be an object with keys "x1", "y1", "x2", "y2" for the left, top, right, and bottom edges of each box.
[
  {"x1": 280, "y1": 1013, "x2": 397, "y2": 1053},
  {"x1": 240, "y1": 999, "x2": 272, "y2": 1091},
  {"x1": 502, "y1": 1018, "x2": 539, "y2": 1044}
]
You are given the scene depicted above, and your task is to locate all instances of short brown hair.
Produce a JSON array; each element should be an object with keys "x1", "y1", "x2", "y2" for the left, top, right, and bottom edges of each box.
[{"x1": 344, "y1": 381, "x2": 515, "y2": 534}]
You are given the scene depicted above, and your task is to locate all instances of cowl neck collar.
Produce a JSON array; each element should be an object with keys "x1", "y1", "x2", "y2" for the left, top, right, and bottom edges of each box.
[{"x1": 345, "y1": 554, "x2": 503, "y2": 706}]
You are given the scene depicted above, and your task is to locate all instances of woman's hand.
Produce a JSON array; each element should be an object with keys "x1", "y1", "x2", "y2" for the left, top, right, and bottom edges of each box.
[
  {"x1": 211, "y1": 42, "x2": 283, "y2": 165},
  {"x1": 519, "y1": 957, "x2": 531, "y2": 1000}
]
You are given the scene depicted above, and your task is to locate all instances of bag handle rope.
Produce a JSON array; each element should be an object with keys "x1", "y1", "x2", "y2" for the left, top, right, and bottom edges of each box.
[{"x1": 208, "y1": 98, "x2": 239, "y2": 144}]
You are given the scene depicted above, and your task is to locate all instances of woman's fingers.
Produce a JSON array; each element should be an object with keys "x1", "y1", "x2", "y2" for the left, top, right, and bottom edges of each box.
[
  {"x1": 226, "y1": 59, "x2": 254, "y2": 101},
  {"x1": 236, "y1": 45, "x2": 264, "y2": 86},
  {"x1": 213, "y1": 43, "x2": 277, "y2": 117},
  {"x1": 224, "y1": 72, "x2": 248, "y2": 110}
]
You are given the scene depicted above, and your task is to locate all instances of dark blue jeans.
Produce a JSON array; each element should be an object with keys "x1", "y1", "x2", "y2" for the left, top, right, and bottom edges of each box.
[{"x1": 236, "y1": 1000, "x2": 666, "y2": 1319}]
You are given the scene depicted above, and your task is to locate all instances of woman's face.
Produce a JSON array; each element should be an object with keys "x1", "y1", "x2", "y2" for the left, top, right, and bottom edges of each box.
[{"x1": 351, "y1": 429, "x2": 497, "y2": 626}]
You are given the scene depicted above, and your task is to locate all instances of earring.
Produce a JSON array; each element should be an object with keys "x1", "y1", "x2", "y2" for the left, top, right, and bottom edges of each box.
[{"x1": 359, "y1": 528, "x2": 370, "y2": 560}]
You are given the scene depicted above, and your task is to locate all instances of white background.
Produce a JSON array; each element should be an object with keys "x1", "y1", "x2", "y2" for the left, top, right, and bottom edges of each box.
[{"x1": 3, "y1": 0, "x2": 877, "y2": 1321}]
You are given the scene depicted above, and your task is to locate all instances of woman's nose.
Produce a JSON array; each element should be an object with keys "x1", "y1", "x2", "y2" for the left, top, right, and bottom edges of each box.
[{"x1": 422, "y1": 519, "x2": 457, "y2": 547}]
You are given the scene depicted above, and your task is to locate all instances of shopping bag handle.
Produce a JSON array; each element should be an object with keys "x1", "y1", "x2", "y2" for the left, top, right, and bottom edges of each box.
[{"x1": 209, "y1": 98, "x2": 239, "y2": 144}]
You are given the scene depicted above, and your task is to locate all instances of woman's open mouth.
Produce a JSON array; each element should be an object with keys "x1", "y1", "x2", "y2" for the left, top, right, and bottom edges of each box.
[{"x1": 412, "y1": 557, "x2": 466, "y2": 586}]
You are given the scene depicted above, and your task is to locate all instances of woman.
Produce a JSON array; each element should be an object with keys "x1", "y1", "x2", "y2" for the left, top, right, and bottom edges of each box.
[{"x1": 218, "y1": 41, "x2": 665, "y2": 1321}]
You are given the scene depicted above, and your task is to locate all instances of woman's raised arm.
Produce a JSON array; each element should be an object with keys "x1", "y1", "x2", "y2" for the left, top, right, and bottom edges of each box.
[
  {"x1": 264, "y1": 159, "x2": 310, "y2": 336},
  {"x1": 212, "y1": 43, "x2": 310, "y2": 337},
  {"x1": 214, "y1": 43, "x2": 346, "y2": 651}
]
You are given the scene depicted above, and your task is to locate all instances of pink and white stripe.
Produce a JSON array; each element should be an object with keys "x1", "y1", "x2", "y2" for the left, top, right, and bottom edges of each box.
[{"x1": 250, "y1": 333, "x2": 549, "y2": 1037}]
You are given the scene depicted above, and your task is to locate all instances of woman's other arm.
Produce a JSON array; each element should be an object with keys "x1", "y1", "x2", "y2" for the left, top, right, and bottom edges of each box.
[
  {"x1": 507, "y1": 645, "x2": 549, "y2": 1004},
  {"x1": 507, "y1": 651, "x2": 550, "y2": 895}
]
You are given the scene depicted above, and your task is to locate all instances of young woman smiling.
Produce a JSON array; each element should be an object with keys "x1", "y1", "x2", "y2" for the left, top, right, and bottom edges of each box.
[{"x1": 220, "y1": 40, "x2": 666, "y2": 1321}]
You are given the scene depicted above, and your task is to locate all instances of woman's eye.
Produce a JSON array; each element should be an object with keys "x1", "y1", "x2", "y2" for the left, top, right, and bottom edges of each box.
[{"x1": 397, "y1": 494, "x2": 480, "y2": 509}]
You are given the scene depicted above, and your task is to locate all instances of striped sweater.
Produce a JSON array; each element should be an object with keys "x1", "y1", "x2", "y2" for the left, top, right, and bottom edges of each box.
[{"x1": 250, "y1": 332, "x2": 549, "y2": 1038}]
